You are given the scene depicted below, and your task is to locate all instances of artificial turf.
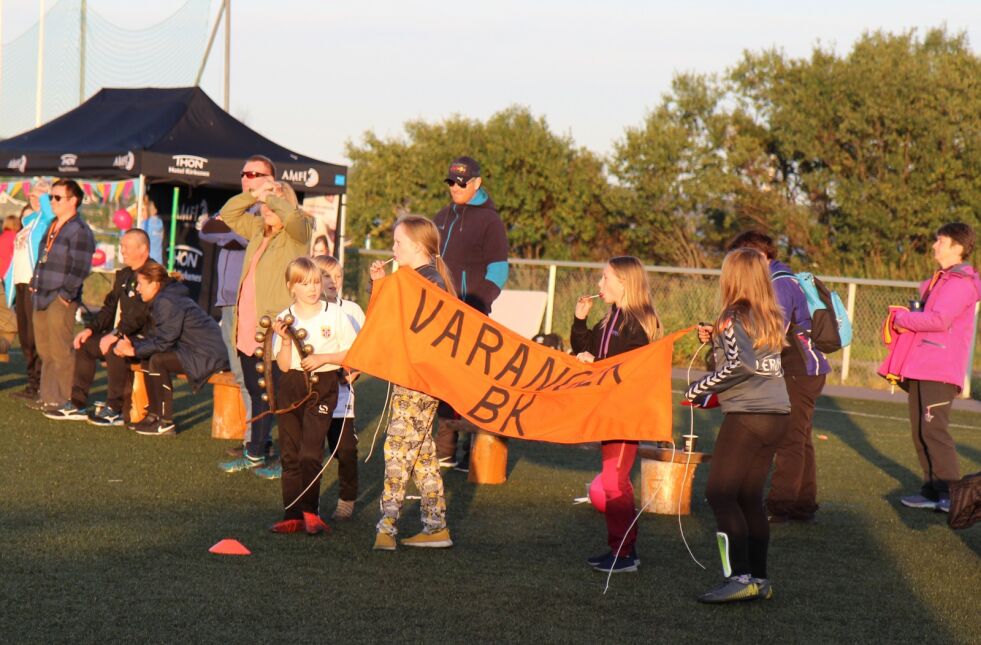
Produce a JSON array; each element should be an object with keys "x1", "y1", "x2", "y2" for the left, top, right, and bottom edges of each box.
[{"x1": 1, "y1": 356, "x2": 979, "y2": 644}]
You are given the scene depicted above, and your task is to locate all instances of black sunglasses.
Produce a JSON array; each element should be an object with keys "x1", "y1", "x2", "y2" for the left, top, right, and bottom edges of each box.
[
  {"x1": 444, "y1": 178, "x2": 471, "y2": 189},
  {"x1": 240, "y1": 171, "x2": 270, "y2": 179},
  {"x1": 52, "y1": 195, "x2": 66, "y2": 202}
]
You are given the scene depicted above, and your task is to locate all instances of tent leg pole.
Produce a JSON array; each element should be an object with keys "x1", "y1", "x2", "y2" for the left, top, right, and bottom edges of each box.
[
  {"x1": 336, "y1": 193, "x2": 346, "y2": 271},
  {"x1": 136, "y1": 174, "x2": 146, "y2": 228},
  {"x1": 167, "y1": 186, "x2": 179, "y2": 272}
]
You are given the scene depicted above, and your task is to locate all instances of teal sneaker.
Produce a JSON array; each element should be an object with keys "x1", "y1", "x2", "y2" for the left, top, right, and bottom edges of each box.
[
  {"x1": 254, "y1": 460, "x2": 282, "y2": 480},
  {"x1": 219, "y1": 455, "x2": 264, "y2": 473}
]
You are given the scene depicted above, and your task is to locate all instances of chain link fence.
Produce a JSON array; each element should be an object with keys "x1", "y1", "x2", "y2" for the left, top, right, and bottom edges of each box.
[{"x1": 344, "y1": 249, "x2": 981, "y2": 397}]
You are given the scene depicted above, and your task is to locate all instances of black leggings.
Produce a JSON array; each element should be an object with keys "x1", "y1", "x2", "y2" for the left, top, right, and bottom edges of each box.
[
  {"x1": 142, "y1": 352, "x2": 183, "y2": 420},
  {"x1": 705, "y1": 413, "x2": 788, "y2": 579},
  {"x1": 327, "y1": 417, "x2": 358, "y2": 502}
]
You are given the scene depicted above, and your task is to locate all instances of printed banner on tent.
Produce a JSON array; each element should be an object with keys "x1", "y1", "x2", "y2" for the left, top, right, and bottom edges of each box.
[{"x1": 344, "y1": 268, "x2": 687, "y2": 444}]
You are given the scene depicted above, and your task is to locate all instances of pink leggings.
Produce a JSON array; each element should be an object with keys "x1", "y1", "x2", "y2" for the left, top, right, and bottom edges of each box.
[{"x1": 601, "y1": 440, "x2": 639, "y2": 555}]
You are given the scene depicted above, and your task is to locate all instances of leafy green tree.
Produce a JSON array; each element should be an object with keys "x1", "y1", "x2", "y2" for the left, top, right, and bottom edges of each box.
[
  {"x1": 731, "y1": 28, "x2": 981, "y2": 277},
  {"x1": 345, "y1": 106, "x2": 611, "y2": 259}
]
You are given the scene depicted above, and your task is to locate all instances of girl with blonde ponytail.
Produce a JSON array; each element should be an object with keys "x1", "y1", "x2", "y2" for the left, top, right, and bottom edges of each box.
[
  {"x1": 571, "y1": 256, "x2": 662, "y2": 574},
  {"x1": 367, "y1": 215, "x2": 455, "y2": 551}
]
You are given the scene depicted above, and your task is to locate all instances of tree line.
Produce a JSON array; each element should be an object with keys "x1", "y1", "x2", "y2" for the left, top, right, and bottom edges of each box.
[{"x1": 345, "y1": 28, "x2": 980, "y2": 279}]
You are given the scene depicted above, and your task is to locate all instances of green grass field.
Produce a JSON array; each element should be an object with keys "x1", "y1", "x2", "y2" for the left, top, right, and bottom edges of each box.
[{"x1": 1, "y1": 355, "x2": 979, "y2": 644}]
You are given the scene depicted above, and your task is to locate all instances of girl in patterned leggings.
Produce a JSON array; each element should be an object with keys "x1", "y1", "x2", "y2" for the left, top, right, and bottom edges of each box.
[{"x1": 368, "y1": 215, "x2": 457, "y2": 551}]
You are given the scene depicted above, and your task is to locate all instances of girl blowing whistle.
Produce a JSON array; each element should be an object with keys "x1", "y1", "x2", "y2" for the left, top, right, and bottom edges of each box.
[
  {"x1": 369, "y1": 215, "x2": 456, "y2": 551},
  {"x1": 571, "y1": 257, "x2": 662, "y2": 574},
  {"x1": 685, "y1": 248, "x2": 789, "y2": 604},
  {"x1": 268, "y1": 257, "x2": 357, "y2": 535}
]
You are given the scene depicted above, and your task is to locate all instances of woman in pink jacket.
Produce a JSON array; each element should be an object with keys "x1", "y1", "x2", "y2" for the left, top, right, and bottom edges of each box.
[{"x1": 885, "y1": 223, "x2": 981, "y2": 513}]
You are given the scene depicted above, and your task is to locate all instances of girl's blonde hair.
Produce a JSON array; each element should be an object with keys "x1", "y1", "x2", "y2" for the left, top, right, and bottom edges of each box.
[
  {"x1": 284, "y1": 256, "x2": 322, "y2": 290},
  {"x1": 312, "y1": 254, "x2": 340, "y2": 274},
  {"x1": 716, "y1": 248, "x2": 785, "y2": 351},
  {"x1": 394, "y1": 215, "x2": 457, "y2": 298},
  {"x1": 605, "y1": 256, "x2": 662, "y2": 342}
]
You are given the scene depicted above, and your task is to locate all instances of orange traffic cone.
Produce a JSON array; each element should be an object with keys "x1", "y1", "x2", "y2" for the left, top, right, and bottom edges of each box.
[{"x1": 209, "y1": 539, "x2": 251, "y2": 556}]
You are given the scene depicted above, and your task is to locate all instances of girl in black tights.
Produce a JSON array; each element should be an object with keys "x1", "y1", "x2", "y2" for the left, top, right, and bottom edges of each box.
[{"x1": 685, "y1": 248, "x2": 790, "y2": 604}]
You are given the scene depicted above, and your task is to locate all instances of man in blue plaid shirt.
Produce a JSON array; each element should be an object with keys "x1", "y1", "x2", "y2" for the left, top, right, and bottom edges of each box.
[{"x1": 30, "y1": 179, "x2": 95, "y2": 414}]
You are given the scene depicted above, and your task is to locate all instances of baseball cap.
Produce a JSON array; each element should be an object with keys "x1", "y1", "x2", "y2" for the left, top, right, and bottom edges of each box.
[{"x1": 445, "y1": 156, "x2": 481, "y2": 185}]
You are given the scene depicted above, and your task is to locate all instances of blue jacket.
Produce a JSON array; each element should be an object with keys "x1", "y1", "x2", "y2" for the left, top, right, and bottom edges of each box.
[
  {"x1": 770, "y1": 259, "x2": 831, "y2": 377},
  {"x1": 198, "y1": 214, "x2": 248, "y2": 307},
  {"x1": 133, "y1": 281, "x2": 229, "y2": 392},
  {"x1": 4, "y1": 194, "x2": 56, "y2": 307}
]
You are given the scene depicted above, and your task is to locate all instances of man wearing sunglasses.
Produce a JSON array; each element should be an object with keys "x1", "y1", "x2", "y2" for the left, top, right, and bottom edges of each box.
[
  {"x1": 199, "y1": 154, "x2": 278, "y2": 458},
  {"x1": 433, "y1": 156, "x2": 510, "y2": 471},
  {"x1": 29, "y1": 179, "x2": 95, "y2": 415}
]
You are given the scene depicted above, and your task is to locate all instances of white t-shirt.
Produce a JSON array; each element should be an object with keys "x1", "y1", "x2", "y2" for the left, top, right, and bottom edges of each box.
[
  {"x1": 332, "y1": 298, "x2": 366, "y2": 419},
  {"x1": 272, "y1": 301, "x2": 357, "y2": 373},
  {"x1": 11, "y1": 226, "x2": 35, "y2": 285}
]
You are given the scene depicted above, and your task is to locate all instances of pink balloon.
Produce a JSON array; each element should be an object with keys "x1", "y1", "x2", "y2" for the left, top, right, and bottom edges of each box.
[
  {"x1": 92, "y1": 248, "x2": 106, "y2": 267},
  {"x1": 112, "y1": 209, "x2": 133, "y2": 230},
  {"x1": 588, "y1": 474, "x2": 606, "y2": 513}
]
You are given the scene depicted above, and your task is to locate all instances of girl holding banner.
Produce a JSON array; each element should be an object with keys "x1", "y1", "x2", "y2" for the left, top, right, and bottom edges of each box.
[
  {"x1": 368, "y1": 215, "x2": 457, "y2": 551},
  {"x1": 572, "y1": 257, "x2": 662, "y2": 574},
  {"x1": 685, "y1": 248, "x2": 789, "y2": 604}
]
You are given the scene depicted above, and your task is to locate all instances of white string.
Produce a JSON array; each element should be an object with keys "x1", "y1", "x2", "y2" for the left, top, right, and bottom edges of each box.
[
  {"x1": 283, "y1": 411, "x2": 350, "y2": 512},
  {"x1": 364, "y1": 381, "x2": 393, "y2": 463},
  {"x1": 678, "y1": 340, "x2": 709, "y2": 570}
]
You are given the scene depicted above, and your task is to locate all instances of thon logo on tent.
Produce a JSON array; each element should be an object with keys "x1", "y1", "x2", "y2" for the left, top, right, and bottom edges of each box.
[
  {"x1": 59, "y1": 154, "x2": 79, "y2": 172},
  {"x1": 169, "y1": 154, "x2": 210, "y2": 178}
]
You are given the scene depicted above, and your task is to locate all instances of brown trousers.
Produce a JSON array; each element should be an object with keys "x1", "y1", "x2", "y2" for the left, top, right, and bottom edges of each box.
[{"x1": 33, "y1": 299, "x2": 78, "y2": 406}]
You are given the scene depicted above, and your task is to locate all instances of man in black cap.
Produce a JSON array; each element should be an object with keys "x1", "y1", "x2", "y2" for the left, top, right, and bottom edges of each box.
[{"x1": 433, "y1": 156, "x2": 510, "y2": 470}]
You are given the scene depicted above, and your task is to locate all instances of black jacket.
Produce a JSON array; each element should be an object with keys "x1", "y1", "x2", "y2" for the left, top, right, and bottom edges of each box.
[
  {"x1": 133, "y1": 281, "x2": 229, "y2": 392},
  {"x1": 570, "y1": 307, "x2": 649, "y2": 359},
  {"x1": 433, "y1": 194, "x2": 509, "y2": 315},
  {"x1": 88, "y1": 265, "x2": 151, "y2": 337}
]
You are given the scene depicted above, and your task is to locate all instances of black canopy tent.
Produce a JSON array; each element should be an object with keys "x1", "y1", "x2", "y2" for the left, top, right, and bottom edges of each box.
[
  {"x1": 0, "y1": 87, "x2": 348, "y2": 309},
  {"x1": 0, "y1": 86, "x2": 347, "y2": 196}
]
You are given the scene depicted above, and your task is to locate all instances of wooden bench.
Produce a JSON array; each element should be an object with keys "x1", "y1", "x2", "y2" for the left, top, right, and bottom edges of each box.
[
  {"x1": 638, "y1": 444, "x2": 712, "y2": 515},
  {"x1": 130, "y1": 366, "x2": 246, "y2": 439}
]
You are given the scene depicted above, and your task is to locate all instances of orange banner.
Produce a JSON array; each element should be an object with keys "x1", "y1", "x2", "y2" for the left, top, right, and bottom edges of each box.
[{"x1": 344, "y1": 268, "x2": 687, "y2": 444}]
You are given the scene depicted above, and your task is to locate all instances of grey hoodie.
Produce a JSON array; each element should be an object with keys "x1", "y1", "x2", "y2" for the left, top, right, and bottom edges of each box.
[{"x1": 685, "y1": 310, "x2": 790, "y2": 414}]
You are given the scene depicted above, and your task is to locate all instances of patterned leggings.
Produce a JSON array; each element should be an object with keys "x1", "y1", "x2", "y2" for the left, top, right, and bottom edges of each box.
[{"x1": 376, "y1": 385, "x2": 447, "y2": 536}]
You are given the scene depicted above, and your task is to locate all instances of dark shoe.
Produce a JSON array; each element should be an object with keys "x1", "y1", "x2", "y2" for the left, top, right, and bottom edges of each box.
[
  {"x1": 697, "y1": 576, "x2": 760, "y2": 603},
  {"x1": 936, "y1": 497, "x2": 950, "y2": 513},
  {"x1": 25, "y1": 398, "x2": 51, "y2": 411},
  {"x1": 303, "y1": 512, "x2": 330, "y2": 535},
  {"x1": 454, "y1": 455, "x2": 470, "y2": 473},
  {"x1": 88, "y1": 406, "x2": 124, "y2": 427},
  {"x1": 44, "y1": 403, "x2": 89, "y2": 421},
  {"x1": 9, "y1": 388, "x2": 37, "y2": 401},
  {"x1": 767, "y1": 513, "x2": 791, "y2": 524},
  {"x1": 591, "y1": 552, "x2": 639, "y2": 573},
  {"x1": 270, "y1": 519, "x2": 304, "y2": 534},
  {"x1": 136, "y1": 417, "x2": 176, "y2": 437},
  {"x1": 587, "y1": 550, "x2": 641, "y2": 567}
]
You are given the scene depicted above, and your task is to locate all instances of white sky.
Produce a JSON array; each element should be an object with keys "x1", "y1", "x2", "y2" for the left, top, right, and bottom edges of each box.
[{"x1": 2, "y1": 0, "x2": 979, "y2": 166}]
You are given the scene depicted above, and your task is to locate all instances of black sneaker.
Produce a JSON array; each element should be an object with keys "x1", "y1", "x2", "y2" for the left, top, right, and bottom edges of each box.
[
  {"x1": 88, "y1": 406, "x2": 124, "y2": 427},
  {"x1": 588, "y1": 551, "x2": 641, "y2": 567},
  {"x1": 591, "y1": 552, "x2": 638, "y2": 573},
  {"x1": 136, "y1": 417, "x2": 176, "y2": 437},
  {"x1": 454, "y1": 455, "x2": 470, "y2": 473},
  {"x1": 44, "y1": 403, "x2": 88, "y2": 420},
  {"x1": 697, "y1": 575, "x2": 760, "y2": 603}
]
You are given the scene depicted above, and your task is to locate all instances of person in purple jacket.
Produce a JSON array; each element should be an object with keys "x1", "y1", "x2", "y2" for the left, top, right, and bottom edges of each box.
[
  {"x1": 887, "y1": 223, "x2": 981, "y2": 513},
  {"x1": 728, "y1": 231, "x2": 831, "y2": 523}
]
